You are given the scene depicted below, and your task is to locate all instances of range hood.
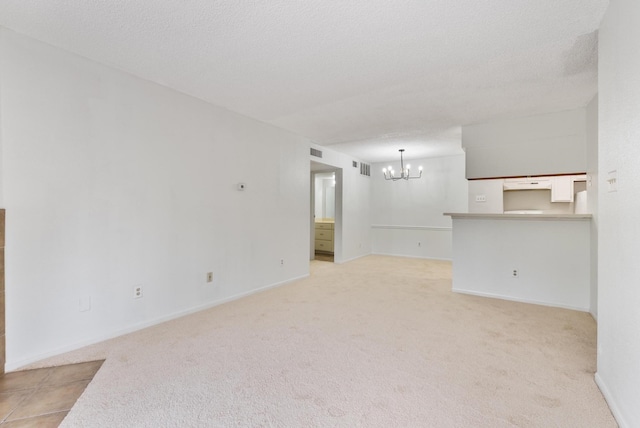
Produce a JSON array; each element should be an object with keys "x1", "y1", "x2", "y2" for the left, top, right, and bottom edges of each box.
[{"x1": 503, "y1": 179, "x2": 552, "y2": 191}]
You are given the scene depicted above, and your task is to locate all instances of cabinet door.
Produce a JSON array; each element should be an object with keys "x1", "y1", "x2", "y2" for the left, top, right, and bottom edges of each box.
[
  {"x1": 551, "y1": 176, "x2": 574, "y2": 202},
  {"x1": 314, "y1": 240, "x2": 334, "y2": 253}
]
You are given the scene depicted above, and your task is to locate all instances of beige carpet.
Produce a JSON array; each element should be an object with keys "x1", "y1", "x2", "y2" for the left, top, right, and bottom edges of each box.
[{"x1": 27, "y1": 256, "x2": 616, "y2": 427}]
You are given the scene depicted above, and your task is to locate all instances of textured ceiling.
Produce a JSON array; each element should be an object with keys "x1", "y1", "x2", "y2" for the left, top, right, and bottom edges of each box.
[{"x1": 0, "y1": 1, "x2": 608, "y2": 162}]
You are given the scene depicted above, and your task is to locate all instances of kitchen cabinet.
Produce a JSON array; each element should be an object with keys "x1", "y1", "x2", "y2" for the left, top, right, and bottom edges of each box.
[
  {"x1": 551, "y1": 176, "x2": 574, "y2": 202},
  {"x1": 314, "y1": 221, "x2": 334, "y2": 253}
]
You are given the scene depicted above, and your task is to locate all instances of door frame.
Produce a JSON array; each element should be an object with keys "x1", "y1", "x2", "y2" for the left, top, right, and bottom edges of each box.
[{"x1": 310, "y1": 162, "x2": 342, "y2": 262}]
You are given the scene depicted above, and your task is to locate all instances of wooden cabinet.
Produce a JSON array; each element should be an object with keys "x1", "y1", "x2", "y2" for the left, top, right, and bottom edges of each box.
[{"x1": 314, "y1": 221, "x2": 334, "y2": 254}]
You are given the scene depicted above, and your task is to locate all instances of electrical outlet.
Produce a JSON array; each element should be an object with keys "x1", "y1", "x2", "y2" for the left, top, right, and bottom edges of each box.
[
  {"x1": 134, "y1": 286, "x2": 143, "y2": 299},
  {"x1": 475, "y1": 195, "x2": 487, "y2": 203},
  {"x1": 206, "y1": 272, "x2": 213, "y2": 283},
  {"x1": 418, "y1": 242, "x2": 421, "y2": 247},
  {"x1": 280, "y1": 259, "x2": 284, "y2": 266},
  {"x1": 512, "y1": 269, "x2": 519, "y2": 278}
]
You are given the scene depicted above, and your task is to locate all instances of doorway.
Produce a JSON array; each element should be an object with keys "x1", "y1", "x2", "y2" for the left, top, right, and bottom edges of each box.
[{"x1": 310, "y1": 161, "x2": 341, "y2": 263}]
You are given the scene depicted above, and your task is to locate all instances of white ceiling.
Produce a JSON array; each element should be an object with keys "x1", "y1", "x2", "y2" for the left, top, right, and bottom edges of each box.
[{"x1": 0, "y1": 1, "x2": 608, "y2": 163}]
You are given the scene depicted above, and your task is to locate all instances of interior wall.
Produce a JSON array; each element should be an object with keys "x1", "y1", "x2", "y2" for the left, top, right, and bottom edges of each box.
[
  {"x1": 371, "y1": 154, "x2": 468, "y2": 260},
  {"x1": 310, "y1": 145, "x2": 371, "y2": 263},
  {"x1": 0, "y1": 32, "x2": 5, "y2": 375},
  {"x1": 462, "y1": 108, "x2": 588, "y2": 179},
  {"x1": 313, "y1": 172, "x2": 335, "y2": 220},
  {"x1": 451, "y1": 217, "x2": 591, "y2": 311},
  {"x1": 467, "y1": 179, "x2": 504, "y2": 213},
  {"x1": 0, "y1": 28, "x2": 313, "y2": 369},
  {"x1": 586, "y1": 96, "x2": 598, "y2": 319},
  {"x1": 596, "y1": 1, "x2": 640, "y2": 426},
  {"x1": 0, "y1": 30, "x2": 4, "y2": 207},
  {"x1": 314, "y1": 175, "x2": 324, "y2": 219}
]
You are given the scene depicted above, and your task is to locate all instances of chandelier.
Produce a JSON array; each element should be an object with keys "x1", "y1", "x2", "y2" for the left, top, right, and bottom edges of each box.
[{"x1": 382, "y1": 149, "x2": 423, "y2": 181}]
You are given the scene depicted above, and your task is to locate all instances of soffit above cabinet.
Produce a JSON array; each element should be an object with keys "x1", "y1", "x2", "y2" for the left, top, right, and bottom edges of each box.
[{"x1": 462, "y1": 109, "x2": 588, "y2": 179}]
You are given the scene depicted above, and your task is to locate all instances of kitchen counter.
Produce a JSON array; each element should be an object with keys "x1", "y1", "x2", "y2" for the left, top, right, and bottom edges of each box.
[
  {"x1": 314, "y1": 219, "x2": 335, "y2": 224},
  {"x1": 444, "y1": 212, "x2": 591, "y2": 220}
]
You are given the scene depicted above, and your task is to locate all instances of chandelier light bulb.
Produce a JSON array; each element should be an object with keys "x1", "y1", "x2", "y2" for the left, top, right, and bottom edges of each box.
[{"x1": 382, "y1": 149, "x2": 423, "y2": 181}]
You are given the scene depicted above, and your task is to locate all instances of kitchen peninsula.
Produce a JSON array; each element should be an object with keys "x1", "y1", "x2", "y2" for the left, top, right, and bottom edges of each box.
[{"x1": 444, "y1": 212, "x2": 592, "y2": 311}]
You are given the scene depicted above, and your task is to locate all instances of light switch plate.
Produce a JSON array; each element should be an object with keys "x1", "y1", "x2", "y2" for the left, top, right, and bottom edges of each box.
[{"x1": 607, "y1": 170, "x2": 617, "y2": 192}]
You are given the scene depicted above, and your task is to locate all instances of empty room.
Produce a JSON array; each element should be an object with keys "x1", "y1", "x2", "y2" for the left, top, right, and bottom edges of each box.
[{"x1": 0, "y1": 1, "x2": 638, "y2": 427}]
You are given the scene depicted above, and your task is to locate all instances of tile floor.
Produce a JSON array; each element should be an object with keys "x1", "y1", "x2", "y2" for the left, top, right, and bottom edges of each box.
[{"x1": 0, "y1": 360, "x2": 103, "y2": 427}]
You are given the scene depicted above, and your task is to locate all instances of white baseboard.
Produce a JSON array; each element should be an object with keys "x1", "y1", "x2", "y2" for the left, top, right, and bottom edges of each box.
[
  {"x1": 595, "y1": 372, "x2": 627, "y2": 428},
  {"x1": 452, "y1": 288, "x2": 589, "y2": 312},
  {"x1": 335, "y1": 252, "x2": 370, "y2": 264},
  {"x1": 6, "y1": 273, "x2": 309, "y2": 372}
]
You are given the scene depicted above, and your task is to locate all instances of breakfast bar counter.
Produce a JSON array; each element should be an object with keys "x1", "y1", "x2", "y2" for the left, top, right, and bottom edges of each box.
[
  {"x1": 444, "y1": 213, "x2": 592, "y2": 220},
  {"x1": 444, "y1": 212, "x2": 592, "y2": 311}
]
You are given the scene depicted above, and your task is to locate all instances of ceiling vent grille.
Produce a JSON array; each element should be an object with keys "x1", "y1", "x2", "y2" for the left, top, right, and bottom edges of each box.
[
  {"x1": 310, "y1": 148, "x2": 323, "y2": 158},
  {"x1": 360, "y1": 163, "x2": 371, "y2": 177}
]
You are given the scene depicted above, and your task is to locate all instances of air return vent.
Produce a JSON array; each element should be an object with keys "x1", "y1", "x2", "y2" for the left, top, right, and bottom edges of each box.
[
  {"x1": 310, "y1": 148, "x2": 323, "y2": 158},
  {"x1": 360, "y1": 163, "x2": 371, "y2": 177},
  {"x1": 352, "y1": 161, "x2": 358, "y2": 168}
]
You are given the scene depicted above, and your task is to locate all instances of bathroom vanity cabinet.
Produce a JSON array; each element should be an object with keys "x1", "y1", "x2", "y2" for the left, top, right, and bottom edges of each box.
[{"x1": 314, "y1": 221, "x2": 334, "y2": 254}]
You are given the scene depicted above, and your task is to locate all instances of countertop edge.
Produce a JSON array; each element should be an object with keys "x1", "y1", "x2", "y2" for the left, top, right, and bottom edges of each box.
[{"x1": 443, "y1": 213, "x2": 592, "y2": 220}]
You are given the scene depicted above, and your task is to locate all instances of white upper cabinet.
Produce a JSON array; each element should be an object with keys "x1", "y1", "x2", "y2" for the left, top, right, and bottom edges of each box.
[{"x1": 551, "y1": 176, "x2": 574, "y2": 202}]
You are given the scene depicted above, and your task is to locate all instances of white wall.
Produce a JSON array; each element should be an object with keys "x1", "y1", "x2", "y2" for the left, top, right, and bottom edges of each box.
[
  {"x1": 0, "y1": 28, "x2": 314, "y2": 369},
  {"x1": 462, "y1": 109, "x2": 587, "y2": 179},
  {"x1": 0, "y1": 31, "x2": 4, "y2": 207},
  {"x1": 313, "y1": 172, "x2": 335, "y2": 220},
  {"x1": 451, "y1": 217, "x2": 591, "y2": 311},
  {"x1": 371, "y1": 154, "x2": 468, "y2": 260},
  {"x1": 596, "y1": 1, "x2": 640, "y2": 426},
  {"x1": 467, "y1": 179, "x2": 503, "y2": 213},
  {"x1": 309, "y1": 145, "x2": 371, "y2": 263},
  {"x1": 586, "y1": 96, "x2": 598, "y2": 319}
]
